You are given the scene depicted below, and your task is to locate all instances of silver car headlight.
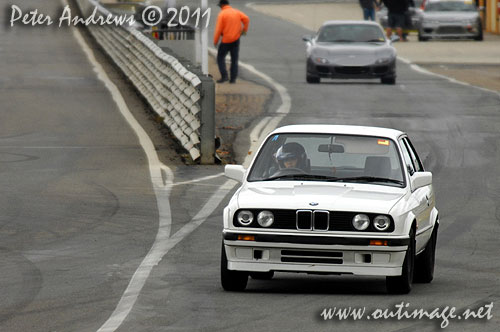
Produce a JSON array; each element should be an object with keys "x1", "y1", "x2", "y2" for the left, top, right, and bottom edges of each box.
[
  {"x1": 315, "y1": 57, "x2": 329, "y2": 64},
  {"x1": 257, "y1": 211, "x2": 274, "y2": 227},
  {"x1": 375, "y1": 57, "x2": 392, "y2": 64},
  {"x1": 352, "y1": 214, "x2": 370, "y2": 231},
  {"x1": 237, "y1": 210, "x2": 254, "y2": 226},
  {"x1": 373, "y1": 215, "x2": 391, "y2": 231}
]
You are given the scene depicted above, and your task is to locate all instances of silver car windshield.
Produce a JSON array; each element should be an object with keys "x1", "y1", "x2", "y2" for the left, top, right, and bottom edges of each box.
[
  {"x1": 425, "y1": 1, "x2": 476, "y2": 12},
  {"x1": 316, "y1": 24, "x2": 385, "y2": 43},
  {"x1": 247, "y1": 133, "x2": 405, "y2": 187}
]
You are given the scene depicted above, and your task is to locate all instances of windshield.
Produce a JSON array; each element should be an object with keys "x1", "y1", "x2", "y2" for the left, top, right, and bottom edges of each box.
[
  {"x1": 316, "y1": 24, "x2": 385, "y2": 43},
  {"x1": 247, "y1": 133, "x2": 405, "y2": 187},
  {"x1": 425, "y1": 1, "x2": 477, "y2": 12}
]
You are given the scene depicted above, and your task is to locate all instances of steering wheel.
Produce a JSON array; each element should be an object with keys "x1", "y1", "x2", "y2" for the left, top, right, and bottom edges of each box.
[{"x1": 271, "y1": 167, "x2": 307, "y2": 177}]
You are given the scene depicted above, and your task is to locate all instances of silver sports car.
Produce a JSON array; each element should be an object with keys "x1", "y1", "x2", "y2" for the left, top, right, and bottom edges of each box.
[
  {"x1": 303, "y1": 21, "x2": 397, "y2": 85},
  {"x1": 418, "y1": 0, "x2": 483, "y2": 41}
]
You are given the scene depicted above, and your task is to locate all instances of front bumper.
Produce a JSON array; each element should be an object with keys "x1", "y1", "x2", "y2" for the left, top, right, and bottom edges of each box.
[
  {"x1": 307, "y1": 59, "x2": 396, "y2": 79},
  {"x1": 419, "y1": 23, "x2": 480, "y2": 38},
  {"x1": 223, "y1": 231, "x2": 408, "y2": 276}
]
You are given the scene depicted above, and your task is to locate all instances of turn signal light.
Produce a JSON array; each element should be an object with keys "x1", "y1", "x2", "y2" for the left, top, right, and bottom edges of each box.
[
  {"x1": 370, "y1": 240, "x2": 388, "y2": 246},
  {"x1": 237, "y1": 235, "x2": 255, "y2": 241}
]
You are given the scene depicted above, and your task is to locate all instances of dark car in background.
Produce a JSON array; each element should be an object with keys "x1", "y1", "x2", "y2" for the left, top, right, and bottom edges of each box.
[{"x1": 303, "y1": 21, "x2": 397, "y2": 85}]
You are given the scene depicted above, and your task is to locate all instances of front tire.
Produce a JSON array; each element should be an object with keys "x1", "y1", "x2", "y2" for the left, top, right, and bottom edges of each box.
[
  {"x1": 306, "y1": 74, "x2": 320, "y2": 84},
  {"x1": 221, "y1": 243, "x2": 248, "y2": 291},
  {"x1": 250, "y1": 271, "x2": 274, "y2": 280},
  {"x1": 474, "y1": 27, "x2": 483, "y2": 41},
  {"x1": 418, "y1": 33, "x2": 429, "y2": 42},
  {"x1": 386, "y1": 227, "x2": 415, "y2": 294},
  {"x1": 381, "y1": 76, "x2": 396, "y2": 85},
  {"x1": 414, "y1": 223, "x2": 438, "y2": 283}
]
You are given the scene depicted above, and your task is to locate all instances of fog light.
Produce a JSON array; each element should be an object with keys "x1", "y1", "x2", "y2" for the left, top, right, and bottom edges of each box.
[{"x1": 352, "y1": 214, "x2": 370, "y2": 231}]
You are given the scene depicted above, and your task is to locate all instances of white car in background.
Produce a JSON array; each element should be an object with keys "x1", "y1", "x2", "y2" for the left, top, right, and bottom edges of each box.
[
  {"x1": 221, "y1": 125, "x2": 439, "y2": 294},
  {"x1": 418, "y1": 0, "x2": 483, "y2": 41}
]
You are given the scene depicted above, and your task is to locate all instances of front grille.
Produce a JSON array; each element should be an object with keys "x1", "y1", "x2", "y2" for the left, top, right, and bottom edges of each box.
[
  {"x1": 281, "y1": 250, "x2": 343, "y2": 264},
  {"x1": 373, "y1": 66, "x2": 389, "y2": 74},
  {"x1": 436, "y1": 26, "x2": 464, "y2": 34},
  {"x1": 335, "y1": 66, "x2": 370, "y2": 75},
  {"x1": 232, "y1": 209, "x2": 394, "y2": 232},
  {"x1": 297, "y1": 210, "x2": 312, "y2": 230},
  {"x1": 313, "y1": 210, "x2": 329, "y2": 231},
  {"x1": 317, "y1": 66, "x2": 330, "y2": 74}
]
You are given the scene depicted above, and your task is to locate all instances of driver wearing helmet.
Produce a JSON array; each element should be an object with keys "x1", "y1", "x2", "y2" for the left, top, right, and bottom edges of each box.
[{"x1": 275, "y1": 142, "x2": 308, "y2": 171}]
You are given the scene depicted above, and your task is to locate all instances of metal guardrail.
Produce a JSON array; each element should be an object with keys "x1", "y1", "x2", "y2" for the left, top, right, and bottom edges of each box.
[{"x1": 75, "y1": 0, "x2": 215, "y2": 162}]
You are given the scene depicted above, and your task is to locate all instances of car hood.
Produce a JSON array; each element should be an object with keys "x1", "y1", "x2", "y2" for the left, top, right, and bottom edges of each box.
[
  {"x1": 422, "y1": 12, "x2": 478, "y2": 21},
  {"x1": 312, "y1": 43, "x2": 394, "y2": 66},
  {"x1": 237, "y1": 182, "x2": 405, "y2": 214}
]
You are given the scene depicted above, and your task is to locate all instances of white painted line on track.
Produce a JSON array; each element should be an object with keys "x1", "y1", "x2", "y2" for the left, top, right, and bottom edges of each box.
[
  {"x1": 63, "y1": 1, "x2": 175, "y2": 331},
  {"x1": 399, "y1": 56, "x2": 500, "y2": 97},
  {"x1": 69, "y1": 4, "x2": 290, "y2": 327},
  {"x1": 159, "y1": 179, "x2": 236, "y2": 253},
  {"x1": 171, "y1": 173, "x2": 224, "y2": 186}
]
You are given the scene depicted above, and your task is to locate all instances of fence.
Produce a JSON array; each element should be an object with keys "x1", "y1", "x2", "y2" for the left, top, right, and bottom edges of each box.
[{"x1": 74, "y1": 0, "x2": 215, "y2": 163}]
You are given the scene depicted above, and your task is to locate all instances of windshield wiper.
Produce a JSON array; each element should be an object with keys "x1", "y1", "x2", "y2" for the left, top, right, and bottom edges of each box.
[
  {"x1": 334, "y1": 176, "x2": 404, "y2": 185},
  {"x1": 262, "y1": 174, "x2": 339, "y2": 181},
  {"x1": 365, "y1": 39, "x2": 385, "y2": 42}
]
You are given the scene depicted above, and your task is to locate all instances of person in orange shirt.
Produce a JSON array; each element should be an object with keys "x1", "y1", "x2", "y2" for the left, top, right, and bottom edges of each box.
[{"x1": 213, "y1": 0, "x2": 249, "y2": 83}]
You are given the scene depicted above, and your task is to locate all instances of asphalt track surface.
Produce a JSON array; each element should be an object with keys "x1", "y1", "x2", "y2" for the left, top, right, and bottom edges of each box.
[{"x1": 1, "y1": 0, "x2": 500, "y2": 331}]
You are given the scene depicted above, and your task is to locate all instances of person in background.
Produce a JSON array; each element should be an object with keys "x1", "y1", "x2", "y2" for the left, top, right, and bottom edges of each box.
[
  {"x1": 359, "y1": 0, "x2": 380, "y2": 21},
  {"x1": 213, "y1": 0, "x2": 250, "y2": 84},
  {"x1": 381, "y1": 0, "x2": 410, "y2": 41}
]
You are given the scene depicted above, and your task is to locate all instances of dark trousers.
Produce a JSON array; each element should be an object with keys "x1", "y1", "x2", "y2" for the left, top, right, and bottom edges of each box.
[{"x1": 217, "y1": 39, "x2": 240, "y2": 81}]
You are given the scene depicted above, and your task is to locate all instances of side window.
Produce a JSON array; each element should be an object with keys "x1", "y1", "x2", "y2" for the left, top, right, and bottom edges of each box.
[
  {"x1": 399, "y1": 139, "x2": 415, "y2": 176},
  {"x1": 403, "y1": 138, "x2": 424, "y2": 172}
]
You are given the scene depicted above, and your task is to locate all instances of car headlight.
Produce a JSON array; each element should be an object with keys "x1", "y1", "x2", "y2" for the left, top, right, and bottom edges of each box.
[
  {"x1": 257, "y1": 211, "x2": 274, "y2": 227},
  {"x1": 237, "y1": 210, "x2": 254, "y2": 226},
  {"x1": 352, "y1": 214, "x2": 370, "y2": 231},
  {"x1": 315, "y1": 57, "x2": 329, "y2": 64},
  {"x1": 373, "y1": 215, "x2": 391, "y2": 231},
  {"x1": 375, "y1": 57, "x2": 392, "y2": 64}
]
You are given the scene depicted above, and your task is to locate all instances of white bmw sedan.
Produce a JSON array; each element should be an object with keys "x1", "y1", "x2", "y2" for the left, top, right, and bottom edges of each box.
[{"x1": 222, "y1": 125, "x2": 439, "y2": 294}]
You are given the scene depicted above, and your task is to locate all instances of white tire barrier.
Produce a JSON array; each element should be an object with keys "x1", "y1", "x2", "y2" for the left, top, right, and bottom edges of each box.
[{"x1": 75, "y1": 0, "x2": 204, "y2": 160}]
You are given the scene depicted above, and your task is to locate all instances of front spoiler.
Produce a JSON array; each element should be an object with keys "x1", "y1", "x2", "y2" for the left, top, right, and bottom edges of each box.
[{"x1": 223, "y1": 231, "x2": 408, "y2": 276}]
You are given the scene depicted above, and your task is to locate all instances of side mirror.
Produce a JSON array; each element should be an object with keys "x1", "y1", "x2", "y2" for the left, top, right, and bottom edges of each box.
[
  {"x1": 302, "y1": 35, "x2": 312, "y2": 42},
  {"x1": 411, "y1": 172, "x2": 432, "y2": 190},
  {"x1": 225, "y1": 165, "x2": 246, "y2": 182}
]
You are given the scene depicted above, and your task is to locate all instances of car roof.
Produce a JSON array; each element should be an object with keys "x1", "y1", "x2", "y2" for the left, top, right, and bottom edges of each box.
[
  {"x1": 270, "y1": 125, "x2": 406, "y2": 140},
  {"x1": 320, "y1": 20, "x2": 381, "y2": 27}
]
